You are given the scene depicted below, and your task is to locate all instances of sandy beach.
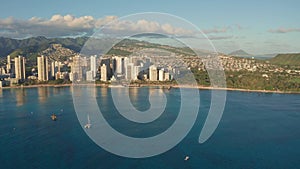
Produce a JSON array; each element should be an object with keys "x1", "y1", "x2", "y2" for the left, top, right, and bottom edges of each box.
[{"x1": 1, "y1": 83, "x2": 300, "y2": 94}]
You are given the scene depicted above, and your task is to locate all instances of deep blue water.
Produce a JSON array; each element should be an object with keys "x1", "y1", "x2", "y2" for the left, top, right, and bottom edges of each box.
[{"x1": 0, "y1": 87, "x2": 300, "y2": 169}]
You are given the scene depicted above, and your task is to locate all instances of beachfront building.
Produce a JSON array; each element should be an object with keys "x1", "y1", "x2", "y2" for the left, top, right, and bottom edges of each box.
[
  {"x1": 71, "y1": 55, "x2": 83, "y2": 81},
  {"x1": 14, "y1": 55, "x2": 26, "y2": 81},
  {"x1": 100, "y1": 58, "x2": 112, "y2": 79},
  {"x1": 86, "y1": 71, "x2": 93, "y2": 81},
  {"x1": 86, "y1": 55, "x2": 97, "y2": 81},
  {"x1": 133, "y1": 65, "x2": 141, "y2": 80},
  {"x1": 114, "y1": 56, "x2": 124, "y2": 75},
  {"x1": 164, "y1": 72, "x2": 170, "y2": 81},
  {"x1": 149, "y1": 65, "x2": 157, "y2": 81},
  {"x1": 6, "y1": 55, "x2": 14, "y2": 75},
  {"x1": 90, "y1": 55, "x2": 97, "y2": 78},
  {"x1": 100, "y1": 64, "x2": 107, "y2": 82},
  {"x1": 37, "y1": 55, "x2": 49, "y2": 81},
  {"x1": 50, "y1": 62, "x2": 55, "y2": 79},
  {"x1": 126, "y1": 63, "x2": 133, "y2": 80},
  {"x1": 158, "y1": 68, "x2": 164, "y2": 81}
]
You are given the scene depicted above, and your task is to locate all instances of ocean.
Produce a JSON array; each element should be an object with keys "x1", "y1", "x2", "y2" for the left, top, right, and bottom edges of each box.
[{"x1": 0, "y1": 87, "x2": 300, "y2": 169}]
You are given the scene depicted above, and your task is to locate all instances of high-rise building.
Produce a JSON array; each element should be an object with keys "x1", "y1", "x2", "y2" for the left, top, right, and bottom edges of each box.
[
  {"x1": 50, "y1": 62, "x2": 55, "y2": 79},
  {"x1": 126, "y1": 63, "x2": 133, "y2": 80},
  {"x1": 111, "y1": 58, "x2": 116, "y2": 74},
  {"x1": 86, "y1": 71, "x2": 94, "y2": 81},
  {"x1": 90, "y1": 55, "x2": 97, "y2": 78},
  {"x1": 100, "y1": 58, "x2": 111, "y2": 79},
  {"x1": 55, "y1": 61, "x2": 61, "y2": 73},
  {"x1": 86, "y1": 55, "x2": 97, "y2": 82},
  {"x1": 6, "y1": 55, "x2": 12, "y2": 74},
  {"x1": 37, "y1": 55, "x2": 49, "y2": 81},
  {"x1": 100, "y1": 64, "x2": 107, "y2": 81},
  {"x1": 115, "y1": 56, "x2": 124, "y2": 74},
  {"x1": 71, "y1": 55, "x2": 82, "y2": 81},
  {"x1": 14, "y1": 55, "x2": 26, "y2": 81},
  {"x1": 158, "y1": 68, "x2": 165, "y2": 81},
  {"x1": 81, "y1": 57, "x2": 88, "y2": 80},
  {"x1": 133, "y1": 65, "x2": 141, "y2": 80},
  {"x1": 149, "y1": 65, "x2": 157, "y2": 81},
  {"x1": 82, "y1": 57, "x2": 88, "y2": 67},
  {"x1": 124, "y1": 57, "x2": 129, "y2": 74},
  {"x1": 52, "y1": 61, "x2": 61, "y2": 80},
  {"x1": 164, "y1": 72, "x2": 170, "y2": 81},
  {"x1": 6, "y1": 55, "x2": 15, "y2": 76},
  {"x1": 69, "y1": 72, "x2": 74, "y2": 82}
]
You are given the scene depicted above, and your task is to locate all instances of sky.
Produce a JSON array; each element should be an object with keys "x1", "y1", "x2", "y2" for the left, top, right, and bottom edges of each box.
[{"x1": 0, "y1": 0, "x2": 300, "y2": 54}]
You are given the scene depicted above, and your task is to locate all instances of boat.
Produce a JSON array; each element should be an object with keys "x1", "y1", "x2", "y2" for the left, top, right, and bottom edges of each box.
[
  {"x1": 184, "y1": 156, "x2": 190, "y2": 161},
  {"x1": 84, "y1": 114, "x2": 91, "y2": 129},
  {"x1": 51, "y1": 114, "x2": 57, "y2": 121}
]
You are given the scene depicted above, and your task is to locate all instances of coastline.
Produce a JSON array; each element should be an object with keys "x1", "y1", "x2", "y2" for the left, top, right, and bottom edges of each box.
[
  {"x1": 1, "y1": 83, "x2": 300, "y2": 94},
  {"x1": 140, "y1": 84, "x2": 300, "y2": 94}
]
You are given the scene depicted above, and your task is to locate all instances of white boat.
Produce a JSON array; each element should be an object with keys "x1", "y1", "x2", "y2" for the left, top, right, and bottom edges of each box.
[
  {"x1": 184, "y1": 156, "x2": 190, "y2": 161},
  {"x1": 84, "y1": 114, "x2": 91, "y2": 129}
]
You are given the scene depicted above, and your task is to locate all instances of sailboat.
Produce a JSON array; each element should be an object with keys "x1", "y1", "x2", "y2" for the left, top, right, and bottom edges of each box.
[
  {"x1": 84, "y1": 114, "x2": 91, "y2": 129},
  {"x1": 184, "y1": 156, "x2": 190, "y2": 161}
]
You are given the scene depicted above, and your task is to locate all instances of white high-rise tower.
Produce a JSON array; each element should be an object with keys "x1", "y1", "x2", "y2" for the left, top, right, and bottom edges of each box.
[
  {"x1": 90, "y1": 55, "x2": 97, "y2": 78},
  {"x1": 149, "y1": 65, "x2": 157, "y2": 81},
  {"x1": 37, "y1": 55, "x2": 49, "y2": 81},
  {"x1": 101, "y1": 64, "x2": 107, "y2": 81},
  {"x1": 14, "y1": 55, "x2": 26, "y2": 80}
]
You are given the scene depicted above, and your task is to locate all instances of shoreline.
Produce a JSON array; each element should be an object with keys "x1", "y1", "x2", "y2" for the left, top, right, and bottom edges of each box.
[
  {"x1": 140, "y1": 84, "x2": 300, "y2": 94},
  {"x1": 1, "y1": 83, "x2": 300, "y2": 94}
]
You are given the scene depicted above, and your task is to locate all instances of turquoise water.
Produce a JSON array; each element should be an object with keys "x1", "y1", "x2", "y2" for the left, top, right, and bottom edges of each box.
[{"x1": 0, "y1": 87, "x2": 300, "y2": 169}]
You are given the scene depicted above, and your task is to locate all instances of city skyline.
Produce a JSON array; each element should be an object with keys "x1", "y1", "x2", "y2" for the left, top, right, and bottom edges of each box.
[
  {"x1": 0, "y1": 51, "x2": 178, "y2": 87},
  {"x1": 0, "y1": 0, "x2": 299, "y2": 54},
  {"x1": 1, "y1": 2, "x2": 300, "y2": 168}
]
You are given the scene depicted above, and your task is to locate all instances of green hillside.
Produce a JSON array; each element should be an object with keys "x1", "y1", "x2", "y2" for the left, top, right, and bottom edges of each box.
[
  {"x1": 269, "y1": 53, "x2": 300, "y2": 65},
  {"x1": 0, "y1": 36, "x2": 89, "y2": 57},
  {"x1": 0, "y1": 36, "x2": 200, "y2": 67}
]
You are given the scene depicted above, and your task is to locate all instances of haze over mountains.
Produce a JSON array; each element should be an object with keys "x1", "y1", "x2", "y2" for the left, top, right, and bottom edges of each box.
[
  {"x1": 0, "y1": 36, "x2": 212, "y2": 59},
  {"x1": 1, "y1": 36, "x2": 300, "y2": 66},
  {"x1": 228, "y1": 49, "x2": 280, "y2": 60},
  {"x1": 228, "y1": 49, "x2": 251, "y2": 57}
]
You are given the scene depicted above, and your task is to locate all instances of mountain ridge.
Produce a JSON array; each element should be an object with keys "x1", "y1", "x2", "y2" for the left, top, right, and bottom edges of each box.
[
  {"x1": 269, "y1": 53, "x2": 300, "y2": 65},
  {"x1": 0, "y1": 36, "x2": 89, "y2": 57},
  {"x1": 229, "y1": 49, "x2": 251, "y2": 56}
]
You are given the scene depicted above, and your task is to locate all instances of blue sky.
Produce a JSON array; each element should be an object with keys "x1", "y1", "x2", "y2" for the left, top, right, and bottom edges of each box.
[{"x1": 0, "y1": 0, "x2": 299, "y2": 54}]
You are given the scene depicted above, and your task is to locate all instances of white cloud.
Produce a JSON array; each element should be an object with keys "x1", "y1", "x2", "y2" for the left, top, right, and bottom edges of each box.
[
  {"x1": 0, "y1": 14, "x2": 196, "y2": 38},
  {"x1": 102, "y1": 19, "x2": 195, "y2": 37},
  {"x1": 202, "y1": 27, "x2": 229, "y2": 34},
  {"x1": 0, "y1": 15, "x2": 117, "y2": 38},
  {"x1": 0, "y1": 14, "x2": 234, "y2": 39},
  {"x1": 268, "y1": 27, "x2": 300, "y2": 33}
]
